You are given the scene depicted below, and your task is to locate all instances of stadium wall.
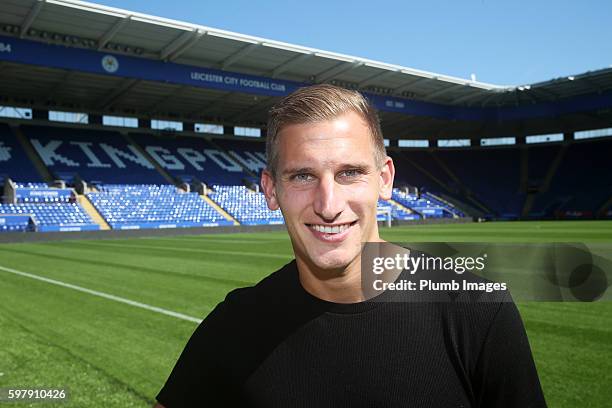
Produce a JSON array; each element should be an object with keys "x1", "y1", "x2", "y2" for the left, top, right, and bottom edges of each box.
[{"x1": 0, "y1": 217, "x2": 474, "y2": 244}]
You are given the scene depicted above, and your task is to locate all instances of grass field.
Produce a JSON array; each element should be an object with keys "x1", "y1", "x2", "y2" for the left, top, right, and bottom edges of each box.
[{"x1": 0, "y1": 220, "x2": 611, "y2": 407}]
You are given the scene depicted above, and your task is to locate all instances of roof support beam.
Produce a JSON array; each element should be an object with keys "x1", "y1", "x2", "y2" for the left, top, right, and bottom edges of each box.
[
  {"x1": 392, "y1": 76, "x2": 430, "y2": 96},
  {"x1": 96, "y1": 78, "x2": 140, "y2": 110},
  {"x1": 188, "y1": 92, "x2": 234, "y2": 116},
  {"x1": 45, "y1": 70, "x2": 74, "y2": 100},
  {"x1": 227, "y1": 96, "x2": 276, "y2": 122},
  {"x1": 517, "y1": 89, "x2": 538, "y2": 104},
  {"x1": 358, "y1": 70, "x2": 398, "y2": 88},
  {"x1": 575, "y1": 76, "x2": 603, "y2": 93},
  {"x1": 271, "y1": 53, "x2": 312, "y2": 78},
  {"x1": 145, "y1": 85, "x2": 188, "y2": 113},
  {"x1": 450, "y1": 88, "x2": 489, "y2": 104},
  {"x1": 164, "y1": 30, "x2": 205, "y2": 62},
  {"x1": 20, "y1": 0, "x2": 45, "y2": 38},
  {"x1": 219, "y1": 43, "x2": 261, "y2": 70},
  {"x1": 315, "y1": 61, "x2": 363, "y2": 83},
  {"x1": 382, "y1": 115, "x2": 410, "y2": 129},
  {"x1": 384, "y1": 117, "x2": 431, "y2": 138},
  {"x1": 160, "y1": 30, "x2": 199, "y2": 61},
  {"x1": 480, "y1": 92, "x2": 499, "y2": 108},
  {"x1": 421, "y1": 84, "x2": 464, "y2": 102},
  {"x1": 530, "y1": 86, "x2": 559, "y2": 100},
  {"x1": 98, "y1": 15, "x2": 131, "y2": 50}
]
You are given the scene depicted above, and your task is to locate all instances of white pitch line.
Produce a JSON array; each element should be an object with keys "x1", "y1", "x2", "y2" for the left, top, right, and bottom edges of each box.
[{"x1": 0, "y1": 265, "x2": 202, "y2": 324}]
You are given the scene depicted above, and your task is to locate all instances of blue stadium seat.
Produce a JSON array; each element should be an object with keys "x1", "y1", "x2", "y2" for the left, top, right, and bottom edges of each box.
[
  {"x1": 0, "y1": 203, "x2": 99, "y2": 232},
  {"x1": 377, "y1": 199, "x2": 420, "y2": 221},
  {"x1": 87, "y1": 184, "x2": 233, "y2": 229},
  {"x1": 391, "y1": 189, "x2": 459, "y2": 218},
  {"x1": 208, "y1": 185, "x2": 284, "y2": 225}
]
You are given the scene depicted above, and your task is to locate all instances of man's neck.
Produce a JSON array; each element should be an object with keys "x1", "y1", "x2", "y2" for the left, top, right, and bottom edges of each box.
[
  {"x1": 295, "y1": 239, "x2": 410, "y2": 304},
  {"x1": 296, "y1": 255, "x2": 365, "y2": 303}
]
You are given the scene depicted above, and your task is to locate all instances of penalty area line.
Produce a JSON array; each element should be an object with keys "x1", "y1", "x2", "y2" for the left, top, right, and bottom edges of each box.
[{"x1": 0, "y1": 264, "x2": 202, "y2": 324}]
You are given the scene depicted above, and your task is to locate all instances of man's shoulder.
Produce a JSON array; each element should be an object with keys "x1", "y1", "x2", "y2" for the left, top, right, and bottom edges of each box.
[{"x1": 220, "y1": 259, "x2": 299, "y2": 315}]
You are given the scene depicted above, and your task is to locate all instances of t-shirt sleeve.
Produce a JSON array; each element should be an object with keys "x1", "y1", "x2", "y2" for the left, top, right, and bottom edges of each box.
[
  {"x1": 156, "y1": 300, "x2": 239, "y2": 407},
  {"x1": 473, "y1": 301, "x2": 547, "y2": 408}
]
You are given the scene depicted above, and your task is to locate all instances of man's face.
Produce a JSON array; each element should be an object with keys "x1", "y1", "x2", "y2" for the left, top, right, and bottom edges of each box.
[{"x1": 261, "y1": 110, "x2": 394, "y2": 273}]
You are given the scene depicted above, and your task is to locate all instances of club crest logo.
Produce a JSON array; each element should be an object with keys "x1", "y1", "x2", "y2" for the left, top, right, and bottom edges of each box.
[{"x1": 101, "y1": 55, "x2": 119, "y2": 73}]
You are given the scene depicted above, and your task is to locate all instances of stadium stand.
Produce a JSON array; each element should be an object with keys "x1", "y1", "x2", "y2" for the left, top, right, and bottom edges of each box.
[
  {"x1": 377, "y1": 199, "x2": 420, "y2": 221},
  {"x1": 391, "y1": 188, "x2": 461, "y2": 219},
  {"x1": 3, "y1": 118, "x2": 612, "y2": 233},
  {"x1": 212, "y1": 138, "x2": 267, "y2": 176},
  {"x1": 21, "y1": 125, "x2": 167, "y2": 185},
  {"x1": 129, "y1": 133, "x2": 252, "y2": 186},
  {"x1": 0, "y1": 178, "x2": 99, "y2": 232},
  {"x1": 86, "y1": 184, "x2": 234, "y2": 230},
  {"x1": 531, "y1": 138, "x2": 612, "y2": 218},
  {"x1": 0, "y1": 123, "x2": 44, "y2": 183},
  {"x1": 436, "y1": 148, "x2": 524, "y2": 219},
  {"x1": 1, "y1": 0, "x2": 612, "y2": 234},
  {"x1": 0, "y1": 203, "x2": 99, "y2": 232},
  {"x1": 208, "y1": 185, "x2": 284, "y2": 225}
]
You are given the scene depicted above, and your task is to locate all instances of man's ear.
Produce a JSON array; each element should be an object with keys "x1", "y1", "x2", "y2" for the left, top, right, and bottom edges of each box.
[
  {"x1": 378, "y1": 156, "x2": 395, "y2": 200},
  {"x1": 261, "y1": 169, "x2": 280, "y2": 211}
]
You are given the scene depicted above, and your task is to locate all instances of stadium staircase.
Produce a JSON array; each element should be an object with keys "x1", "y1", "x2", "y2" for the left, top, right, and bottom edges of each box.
[
  {"x1": 395, "y1": 150, "x2": 488, "y2": 216},
  {"x1": 519, "y1": 147, "x2": 529, "y2": 193},
  {"x1": 76, "y1": 194, "x2": 111, "y2": 230},
  {"x1": 386, "y1": 198, "x2": 419, "y2": 218},
  {"x1": 429, "y1": 151, "x2": 492, "y2": 215},
  {"x1": 207, "y1": 138, "x2": 260, "y2": 181},
  {"x1": 541, "y1": 144, "x2": 568, "y2": 192},
  {"x1": 521, "y1": 194, "x2": 537, "y2": 218},
  {"x1": 200, "y1": 193, "x2": 240, "y2": 225},
  {"x1": 123, "y1": 133, "x2": 178, "y2": 185},
  {"x1": 524, "y1": 144, "x2": 568, "y2": 217},
  {"x1": 208, "y1": 185, "x2": 284, "y2": 225},
  {"x1": 397, "y1": 151, "x2": 450, "y2": 192},
  {"x1": 597, "y1": 195, "x2": 612, "y2": 218}
]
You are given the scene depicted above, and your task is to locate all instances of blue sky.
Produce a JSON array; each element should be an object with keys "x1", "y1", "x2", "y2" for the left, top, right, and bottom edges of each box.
[{"x1": 94, "y1": 0, "x2": 611, "y2": 86}]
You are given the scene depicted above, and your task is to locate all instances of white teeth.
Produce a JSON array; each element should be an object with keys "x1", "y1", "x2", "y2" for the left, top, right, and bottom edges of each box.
[{"x1": 310, "y1": 223, "x2": 353, "y2": 234}]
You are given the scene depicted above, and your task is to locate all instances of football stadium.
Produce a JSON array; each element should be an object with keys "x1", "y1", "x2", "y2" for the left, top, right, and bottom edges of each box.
[{"x1": 0, "y1": 0, "x2": 611, "y2": 407}]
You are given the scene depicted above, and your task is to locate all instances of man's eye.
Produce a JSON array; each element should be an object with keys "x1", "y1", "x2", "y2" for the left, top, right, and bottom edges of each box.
[
  {"x1": 292, "y1": 173, "x2": 314, "y2": 182},
  {"x1": 339, "y1": 169, "x2": 361, "y2": 178}
]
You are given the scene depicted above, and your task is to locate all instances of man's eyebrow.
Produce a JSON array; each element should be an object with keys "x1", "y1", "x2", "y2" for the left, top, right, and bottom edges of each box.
[
  {"x1": 281, "y1": 167, "x2": 316, "y2": 176},
  {"x1": 281, "y1": 163, "x2": 372, "y2": 176},
  {"x1": 337, "y1": 162, "x2": 371, "y2": 171}
]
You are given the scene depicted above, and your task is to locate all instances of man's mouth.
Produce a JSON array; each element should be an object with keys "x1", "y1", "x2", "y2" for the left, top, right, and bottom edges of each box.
[{"x1": 306, "y1": 220, "x2": 358, "y2": 235}]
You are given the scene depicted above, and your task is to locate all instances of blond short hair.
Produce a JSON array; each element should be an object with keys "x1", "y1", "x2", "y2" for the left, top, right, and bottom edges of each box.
[{"x1": 266, "y1": 84, "x2": 386, "y2": 177}]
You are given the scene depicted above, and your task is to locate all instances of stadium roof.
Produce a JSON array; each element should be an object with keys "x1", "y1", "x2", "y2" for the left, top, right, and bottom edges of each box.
[{"x1": 1, "y1": 0, "x2": 612, "y2": 139}]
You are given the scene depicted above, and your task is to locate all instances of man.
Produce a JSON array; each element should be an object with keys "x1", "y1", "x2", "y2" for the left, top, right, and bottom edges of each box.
[{"x1": 155, "y1": 84, "x2": 546, "y2": 407}]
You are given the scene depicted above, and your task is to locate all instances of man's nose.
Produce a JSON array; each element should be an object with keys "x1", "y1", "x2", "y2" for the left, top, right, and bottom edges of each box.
[{"x1": 313, "y1": 174, "x2": 344, "y2": 222}]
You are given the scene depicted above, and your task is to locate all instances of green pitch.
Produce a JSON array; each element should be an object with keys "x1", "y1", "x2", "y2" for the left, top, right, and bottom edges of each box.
[{"x1": 0, "y1": 220, "x2": 611, "y2": 407}]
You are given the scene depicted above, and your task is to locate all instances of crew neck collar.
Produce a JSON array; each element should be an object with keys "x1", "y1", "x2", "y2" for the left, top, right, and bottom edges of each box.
[{"x1": 287, "y1": 259, "x2": 400, "y2": 315}]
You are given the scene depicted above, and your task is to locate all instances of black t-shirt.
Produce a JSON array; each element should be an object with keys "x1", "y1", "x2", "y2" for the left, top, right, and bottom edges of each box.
[{"x1": 157, "y1": 260, "x2": 547, "y2": 407}]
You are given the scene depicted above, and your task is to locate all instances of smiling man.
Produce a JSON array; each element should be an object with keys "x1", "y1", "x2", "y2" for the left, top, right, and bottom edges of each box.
[
  {"x1": 261, "y1": 86, "x2": 393, "y2": 304},
  {"x1": 155, "y1": 84, "x2": 546, "y2": 408}
]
